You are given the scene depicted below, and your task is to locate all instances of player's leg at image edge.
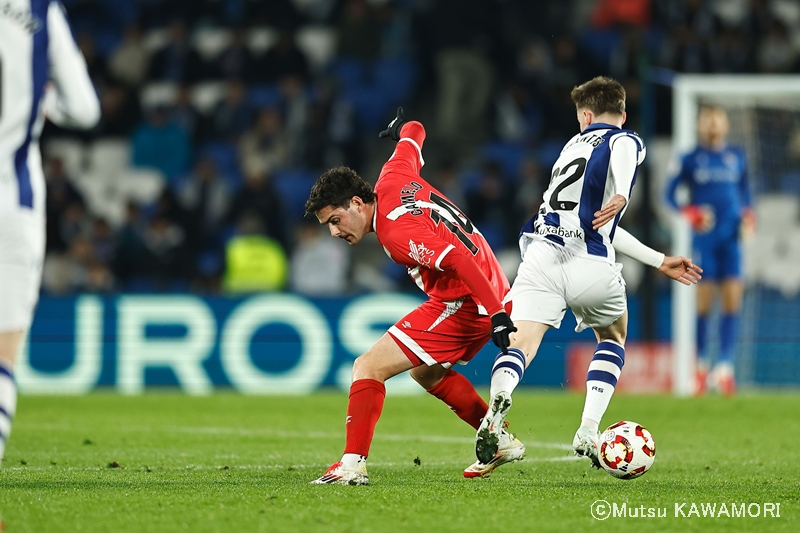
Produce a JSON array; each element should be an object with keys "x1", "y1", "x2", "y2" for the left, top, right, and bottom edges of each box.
[
  {"x1": 0, "y1": 329, "x2": 23, "y2": 464},
  {"x1": 0, "y1": 359, "x2": 16, "y2": 462},
  {"x1": 573, "y1": 340, "x2": 625, "y2": 468},
  {"x1": 467, "y1": 348, "x2": 527, "y2": 478}
]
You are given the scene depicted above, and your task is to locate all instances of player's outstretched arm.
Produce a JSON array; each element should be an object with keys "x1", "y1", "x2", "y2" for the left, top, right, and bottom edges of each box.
[
  {"x1": 377, "y1": 107, "x2": 426, "y2": 176},
  {"x1": 612, "y1": 227, "x2": 702, "y2": 285}
]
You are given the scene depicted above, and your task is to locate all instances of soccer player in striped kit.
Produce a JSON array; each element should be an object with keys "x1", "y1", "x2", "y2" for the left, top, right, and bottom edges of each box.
[
  {"x1": 665, "y1": 105, "x2": 755, "y2": 396},
  {"x1": 473, "y1": 77, "x2": 702, "y2": 470},
  {"x1": 0, "y1": 0, "x2": 100, "y2": 461}
]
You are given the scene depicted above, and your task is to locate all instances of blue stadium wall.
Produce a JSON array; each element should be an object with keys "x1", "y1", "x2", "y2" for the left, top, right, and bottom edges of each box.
[{"x1": 18, "y1": 293, "x2": 676, "y2": 394}]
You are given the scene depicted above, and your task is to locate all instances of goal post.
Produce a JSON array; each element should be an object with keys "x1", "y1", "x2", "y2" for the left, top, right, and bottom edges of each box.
[{"x1": 670, "y1": 74, "x2": 800, "y2": 396}]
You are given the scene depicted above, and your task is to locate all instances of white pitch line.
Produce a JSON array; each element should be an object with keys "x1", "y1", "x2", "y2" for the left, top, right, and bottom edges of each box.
[
  {"x1": 18, "y1": 423, "x2": 572, "y2": 451},
  {"x1": 1, "y1": 455, "x2": 582, "y2": 472}
]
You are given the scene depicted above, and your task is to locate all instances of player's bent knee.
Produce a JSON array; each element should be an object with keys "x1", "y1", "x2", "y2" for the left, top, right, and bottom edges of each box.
[{"x1": 409, "y1": 364, "x2": 447, "y2": 390}]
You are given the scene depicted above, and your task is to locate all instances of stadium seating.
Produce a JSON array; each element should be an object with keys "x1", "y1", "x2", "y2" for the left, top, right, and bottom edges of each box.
[{"x1": 272, "y1": 169, "x2": 319, "y2": 219}]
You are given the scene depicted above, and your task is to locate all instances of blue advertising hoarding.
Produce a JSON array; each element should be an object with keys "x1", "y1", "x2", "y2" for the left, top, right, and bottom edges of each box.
[{"x1": 18, "y1": 293, "x2": 595, "y2": 394}]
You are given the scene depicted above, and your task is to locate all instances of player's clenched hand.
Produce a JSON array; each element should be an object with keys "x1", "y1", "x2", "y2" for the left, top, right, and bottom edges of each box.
[
  {"x1": 490, "y1": 312, "x2": 517, "y2": 355},
  {"x1": 592, "y1": 194, "x2": 627, "y2": 230},
  {"x1": 658, "y1": 255, "x2": 703, "y2": 285},
  {"x1": 379, "y1": 107, "x2": 408, "y2": 141}
]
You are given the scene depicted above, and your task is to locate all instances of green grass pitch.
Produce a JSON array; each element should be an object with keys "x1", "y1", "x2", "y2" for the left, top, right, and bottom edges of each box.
[{"x1": 0, "y1": 391, "x2": 798, "y2": 532}]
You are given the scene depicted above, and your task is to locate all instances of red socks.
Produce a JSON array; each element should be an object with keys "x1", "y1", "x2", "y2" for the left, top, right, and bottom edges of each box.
[
  {"x1": 343, "y1": 379, "x2": 386, "y2": 457},
  {"x1": 426, "y1": 369, "x2": 488, "y2": 430}
]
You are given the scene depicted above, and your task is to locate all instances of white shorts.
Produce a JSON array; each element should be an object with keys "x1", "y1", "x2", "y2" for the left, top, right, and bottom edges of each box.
[
  {"x1": 507, "y1": 239, "x2": 626, "y2": 332},
  {"x1": 0, "y1": 211, "x2": 45, "y2": 332}
]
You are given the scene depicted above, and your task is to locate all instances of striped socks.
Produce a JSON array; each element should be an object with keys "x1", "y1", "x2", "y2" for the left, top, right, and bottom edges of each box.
[
  {"x1": 581, "y1": 341, "x2": 625, "y2": 433},
  {"x1": 489, "y1": 348, "x2": 527, "y2": 399},
  {"x1": 0, "y1": 361, "x2": 16, "y2": 463}
]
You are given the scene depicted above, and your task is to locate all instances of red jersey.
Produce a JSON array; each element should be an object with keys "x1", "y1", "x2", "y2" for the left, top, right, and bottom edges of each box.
[{"x1": 373, "y1": 122, "x2": 509, "y2": 315}]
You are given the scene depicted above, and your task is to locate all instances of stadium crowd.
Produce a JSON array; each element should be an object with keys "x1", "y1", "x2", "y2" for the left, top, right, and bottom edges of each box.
[{"x1": 40, "y1": 0, "x2": 800, "y2": 295}]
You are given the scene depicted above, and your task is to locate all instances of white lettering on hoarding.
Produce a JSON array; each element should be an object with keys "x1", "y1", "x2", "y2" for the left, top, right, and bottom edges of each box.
[
  {"x1": 117, "y1": 296, "x2": 215, "y2": 395},
  {"x1": 337, "y1": 294, "x2": 423, "y2": 394},
  {"x1": 17, "y1": 296, "x2": 103, "y2": 394},
  {"x1": 219, "y1": 295, "x2": 332, "y2": 394}
]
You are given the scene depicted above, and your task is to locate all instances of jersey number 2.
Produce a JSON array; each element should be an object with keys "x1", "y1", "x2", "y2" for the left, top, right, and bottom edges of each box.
[
  {"x1": 428, "y1": 192, "x2": 479, "y2": 256},
  {"x1": 549, "y1": 157, "x2": 587, "y2": 211}
]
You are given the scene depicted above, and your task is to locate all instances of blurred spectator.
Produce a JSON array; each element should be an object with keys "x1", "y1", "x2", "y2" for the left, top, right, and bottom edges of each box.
[
  {"x1": 591, "y1": 0, "x2": 651, "y2": 29},
  {"x1": 427, "y1": 0, "x2": 499, "y2": 142},
  {"x1": 148, "y1": 20, "x2": 209, "y2": 83},
  {"x1": 77, "y1": 32, "x2": 109, "y2": 87},
  {"x1": 170, "y1": 84, "x2": 201, "y2": 140},
  {"x1": 280, "y1": 75, "x2": 311, "y2": 166},
  {"x1": 223, "y1": 213, "x2": 288, "y2": 293},
  {"x1": 708, "y1": 27, "x2": 756, "y2": 73},
  {"x1": 226, "y1": 169, "x2": 289, "y2": 251},
  {"x1": 42, "y1": 236, "x2": 114, "y2": 294},
  {"x1": 244, "y1": 0, "x2": 303, "y2": 29},
  {"x1": 58, "y1": 202, "x2": 91, "y2": 256},
  {"x1": 299, "y1": 101, "x2": 332, "y2": 171},
  {"x1": 337, "y1": 0, "x2": 382, "y2": 61},
  {"x1": 114, "y1": 202, "x2": 148, "y2": 284},
  {"x1": 153, "y1": 188, "x2": 193, "y2": 235},
  {"x1": 757, "y1": 20, "x2": 796, "y2": 73},
  {"x1": 238, "y1": 108, "x2": 288, "y2": 176},
  {"x1": 108, "y1": 24, "x2": 149, "y2": 89},
  {"x1": 290, "y1": 221, "x2": 350, "y2": 296},
  {"x1": 204, "y1": 80, "x2": 252, "y2": 141},
  {"x1": 294, "y1": 0, "x2": 339, "y2": 24},
  {"x1": 514, "y1": 157, "x2": 544, "y2": 223},
  {"x1": 131, "y1": 106, "x2": 191, "y2": 180},
  {"x1": 90, "y1": 218, "x2": 116, "y2": 267},
  {"x1": 216, "y1": 27, "x2": 258, "y2": 81},
  {"x1": 45, "y1": 158, "x2": 85, "y2": 253},
  {"x1": 466, "y1": 161, "x2": 515, "y2": 249},
  {"x1": 430, "y1": 160, "x2": 466, "y2": 210},
  {"x1": 259, "y1": 31, "x2": 310, "y2": 83},
  {"x1": 141, "y1": 215, "x2": 191, "y2": 284},
  {"x1": 97, "y1": 85, "x2": 142, "y2": 137},
  {"x1": 176, "y1": 158, "x2": 232, "y2": 253}
]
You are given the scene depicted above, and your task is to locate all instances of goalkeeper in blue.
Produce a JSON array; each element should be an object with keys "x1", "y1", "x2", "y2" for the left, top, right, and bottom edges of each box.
[
  {"x1": 469, "y1": 77, "x2": 702, "y2": 474},
  {"x1": 665, "y1": 106, "x2": 754, "y2": 396},
  {"x1": 0, "y1": 0, "x2": 100, "y2": 462}
]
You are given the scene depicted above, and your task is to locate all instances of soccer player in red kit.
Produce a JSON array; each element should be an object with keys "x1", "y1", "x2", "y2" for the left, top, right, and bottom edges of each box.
[{"x1": 306, "y1": 109, "x2": 524, "y2": 485}]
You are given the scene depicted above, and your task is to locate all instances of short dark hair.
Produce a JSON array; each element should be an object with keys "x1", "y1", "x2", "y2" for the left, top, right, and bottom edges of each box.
[
  {"x1": 571, "y1": 76, "x2": 626, "y2": 116},
  {"x1": 305, "y1": 166, "x2": 376, "y2": 216}
]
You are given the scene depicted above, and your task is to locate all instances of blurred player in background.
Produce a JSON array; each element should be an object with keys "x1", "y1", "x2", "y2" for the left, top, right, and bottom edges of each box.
[
  {"x1": 472, "y1": 77, "x2": 702, "y2": 470},
  {"x1": 305, "y1": 108, "x2": 522, "y2": 485},
  {"x1": 0, "y1": 0, "x2": 100, "y2": 461},
  {"x1": 665, "y1": 106, "x2": 754, "y2": 396}
]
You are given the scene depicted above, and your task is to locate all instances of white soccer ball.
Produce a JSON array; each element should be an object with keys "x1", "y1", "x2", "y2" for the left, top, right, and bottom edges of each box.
[{"x1": 598, "y1": 420, "x2": 656, "y2": 479}]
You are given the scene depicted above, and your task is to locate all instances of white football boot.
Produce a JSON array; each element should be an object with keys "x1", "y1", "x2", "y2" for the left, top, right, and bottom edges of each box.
[
  {"x1": 310, "y1": 461, "x2": 369, "y2": 485},
  {"x1": 572, "y1": 426, "x2": 601, "y2": 469},
  {"x1": 474, "y1": 391, "x2": 513, "y2": 464},
  {"x1": 464, "y1": 424, "x2": 526, "y2": 478}
]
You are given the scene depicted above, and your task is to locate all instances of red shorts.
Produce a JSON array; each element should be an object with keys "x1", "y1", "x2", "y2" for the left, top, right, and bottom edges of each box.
[{"x1": 387, "y1": 298, "x2": 508, "y2": 368}]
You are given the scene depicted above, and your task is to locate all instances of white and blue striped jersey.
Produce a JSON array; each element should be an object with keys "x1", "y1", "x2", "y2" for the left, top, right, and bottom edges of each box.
[
  {"x1": 520, "y1": 123, "x2": 646, "y2": 264},
  {"x1": 0, "y1": 0, "x2": 99, "y2": 215}
]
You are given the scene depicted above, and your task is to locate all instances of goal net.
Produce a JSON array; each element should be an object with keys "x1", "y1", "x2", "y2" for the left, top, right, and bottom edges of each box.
[{"x1": 670, "y1": 75, "x2": 800, "y2": 395}]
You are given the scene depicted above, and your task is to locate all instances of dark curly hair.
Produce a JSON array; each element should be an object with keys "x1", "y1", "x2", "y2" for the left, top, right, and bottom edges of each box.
[
  {"x1": 571, "y1": 76, "x2": 626, "y2": 116},
  {"x1": 305, "y1": 166, "x2": 376, "y2": 216}
]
